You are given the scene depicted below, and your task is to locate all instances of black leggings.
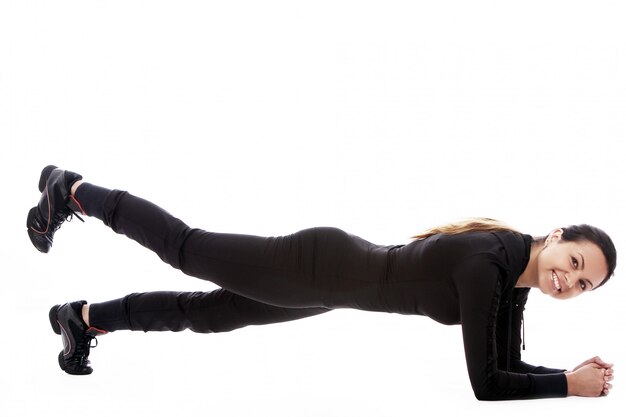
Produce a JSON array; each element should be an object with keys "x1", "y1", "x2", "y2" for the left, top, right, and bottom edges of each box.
[{"x1": 83, "y1": 186, "x2": 397, "y2": 333}]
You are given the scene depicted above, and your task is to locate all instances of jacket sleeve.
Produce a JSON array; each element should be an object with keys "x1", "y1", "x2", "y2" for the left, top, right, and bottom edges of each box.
[
  {"x1": 498, "y1": 288, "x2": 567, "y2": 375},
  {"x1": 455, "y1": 256, "x2": 568, "y2": 400}
]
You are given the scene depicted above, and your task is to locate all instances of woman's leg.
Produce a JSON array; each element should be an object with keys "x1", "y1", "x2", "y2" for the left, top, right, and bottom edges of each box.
[
  {"x1": 28, "y1": 165, "x2": 388, "y2": 309},
  {"x1": 72, "y1": 180, "x2": 385, "y2": 309},
  {"x1": 89, "y1": 289, "x2": 331, "y2": 333},
  {"x1": 50, "y1": 289, "x2": 330, "y2": 375}
]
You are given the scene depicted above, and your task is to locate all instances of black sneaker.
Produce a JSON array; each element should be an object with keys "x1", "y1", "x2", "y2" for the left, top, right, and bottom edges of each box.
[
  {"x1": 27, "y1": 165, "x2": 86, "y2": 253},
  {"x1": 49, "y1": 301, "x2": 107, "y2": 375}
]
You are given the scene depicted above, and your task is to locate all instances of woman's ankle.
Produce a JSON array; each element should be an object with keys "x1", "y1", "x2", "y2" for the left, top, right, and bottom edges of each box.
[
  {"x1": 82, "y1": 303, "x2": 90, "y2": 327},
  {"x1": 71, "y1": 180, "x2": 84, "y2": 197}
]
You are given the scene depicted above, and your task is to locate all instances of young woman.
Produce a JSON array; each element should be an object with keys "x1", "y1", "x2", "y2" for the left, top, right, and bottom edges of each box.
[{"x1": 27, "y1": 165, "x2": 616, "y2": 401}]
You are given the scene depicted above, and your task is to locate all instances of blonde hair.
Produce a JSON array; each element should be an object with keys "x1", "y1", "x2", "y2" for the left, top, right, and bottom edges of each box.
[{"x1": 412, "y1": 217, "x2": 518, "y2": 240}]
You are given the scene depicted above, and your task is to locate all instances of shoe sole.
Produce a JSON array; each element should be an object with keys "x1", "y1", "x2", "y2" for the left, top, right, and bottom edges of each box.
[
  {"x1": 49, "y1": 305, "x2": 61, "y2": 335},
  {"x1": 28, "y1": 164, "x2": 57, "y2": 253},
  {"x1": 38, "y1": 165, "x2": 58, "y2": 192},
  {"x1": 57, "y1": 351, "x2": 67, "y2": 372},
  {"x1": 26, "y1": 207, "x2": 50, "y2": 253}
]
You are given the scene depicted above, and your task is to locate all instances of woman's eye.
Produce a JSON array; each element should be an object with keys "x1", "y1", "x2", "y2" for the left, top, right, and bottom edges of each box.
[
  {"x1": 579, "y1": 281, "x2": 587, "y2": 291},
  {"x1": 572, "y1": 257, "x2": 579, "y2": 268}
]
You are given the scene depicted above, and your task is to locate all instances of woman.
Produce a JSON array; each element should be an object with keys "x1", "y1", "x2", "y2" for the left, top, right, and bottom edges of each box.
[{"x1": 27, "y1": 165, "x2": 616, "y2": 401}]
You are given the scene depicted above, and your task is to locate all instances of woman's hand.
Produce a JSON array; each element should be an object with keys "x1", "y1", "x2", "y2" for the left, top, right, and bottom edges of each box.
[
  {"x1": 571, "y1": 356, "x2": 613, "y2": 373},
  {"x1": 566, "y1": 358, "x2": 614, "y2": 397}
]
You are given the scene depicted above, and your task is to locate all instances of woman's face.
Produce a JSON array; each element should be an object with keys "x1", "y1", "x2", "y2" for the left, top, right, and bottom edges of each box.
[{"x1": 536, "y1": 229, "x2": 608, "y2": 300}]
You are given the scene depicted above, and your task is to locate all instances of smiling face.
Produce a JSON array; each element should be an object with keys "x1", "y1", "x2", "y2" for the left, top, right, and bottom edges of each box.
[{"x1": 536, "y1": 229, "x2": 609, "y2": 299}]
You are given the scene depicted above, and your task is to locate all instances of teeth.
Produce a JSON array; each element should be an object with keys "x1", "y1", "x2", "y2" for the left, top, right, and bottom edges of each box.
[{"x1": 552, "y1": 271, "x2": 561, "y2": 291}]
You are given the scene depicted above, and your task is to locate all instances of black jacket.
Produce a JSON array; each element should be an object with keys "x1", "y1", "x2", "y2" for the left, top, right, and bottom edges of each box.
[{"x1": 385, "y1": 230, "x2": 568, "y2": 400}]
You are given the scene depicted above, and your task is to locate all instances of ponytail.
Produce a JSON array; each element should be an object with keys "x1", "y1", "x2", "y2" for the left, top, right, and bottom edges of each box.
[{"x1": 412, "y1": 217, "x2": 518, "y2": 240}]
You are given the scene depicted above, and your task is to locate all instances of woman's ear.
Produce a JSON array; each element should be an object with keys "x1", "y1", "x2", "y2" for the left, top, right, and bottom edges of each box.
[{"x1": 544, "y1": 228, "x2": 564, "y2": 247}]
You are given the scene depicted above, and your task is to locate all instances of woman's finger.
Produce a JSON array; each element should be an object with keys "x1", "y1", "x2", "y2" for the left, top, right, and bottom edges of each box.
[{"x1": 594, "y1": 357, "x2": 614, "y2": 368}]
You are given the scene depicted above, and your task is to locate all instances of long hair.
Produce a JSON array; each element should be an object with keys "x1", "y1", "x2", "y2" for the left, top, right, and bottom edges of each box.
[{"x1": 412, "y1": 217, "x2": 518, "y2": 240}]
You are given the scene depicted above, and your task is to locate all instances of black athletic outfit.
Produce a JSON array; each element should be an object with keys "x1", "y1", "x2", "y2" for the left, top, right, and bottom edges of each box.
[{"x1": 77, "y1": 185, "x2": 568, "y2": 400}]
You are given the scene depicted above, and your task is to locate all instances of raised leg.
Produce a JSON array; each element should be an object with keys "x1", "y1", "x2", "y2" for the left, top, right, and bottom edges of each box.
[{"x1": 74, "y1": 183, "x2": 382, "y2": 309}]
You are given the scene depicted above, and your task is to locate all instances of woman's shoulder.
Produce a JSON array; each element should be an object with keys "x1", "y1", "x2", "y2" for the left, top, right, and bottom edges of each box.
[
  {"x1": 432, "y1": 230, "x2": 532, "y2": 270},
  {"x1": 412, "y1": 230, "x2": 532, "y2": 267},
  {"x1": 429, "y1": 229, "x2": 529, "y2": 248}
]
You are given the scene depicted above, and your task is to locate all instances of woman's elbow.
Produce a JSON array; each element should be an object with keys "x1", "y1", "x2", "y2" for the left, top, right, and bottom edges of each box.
[
  {"x1": 473, "y1": 390, "x2": 493, "y2": 401},
  {"x1": 472, "y1": 386, "x2": 504, "y2": 401}
]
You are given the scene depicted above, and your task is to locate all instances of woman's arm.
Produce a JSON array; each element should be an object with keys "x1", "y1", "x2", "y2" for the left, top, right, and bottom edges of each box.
[{"x1": 455, "y1": 257, "x2": 567, "y2": 400}]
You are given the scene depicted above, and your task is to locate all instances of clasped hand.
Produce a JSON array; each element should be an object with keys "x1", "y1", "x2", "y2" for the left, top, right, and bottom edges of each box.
[{"x1": 566, "y1": 356, "x2": 614, "y2": 397}]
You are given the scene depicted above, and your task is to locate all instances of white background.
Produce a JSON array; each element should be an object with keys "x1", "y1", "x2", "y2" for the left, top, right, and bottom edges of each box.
[{"x1": 1, "y1": 0, "x2": 625, "y2": 415}]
